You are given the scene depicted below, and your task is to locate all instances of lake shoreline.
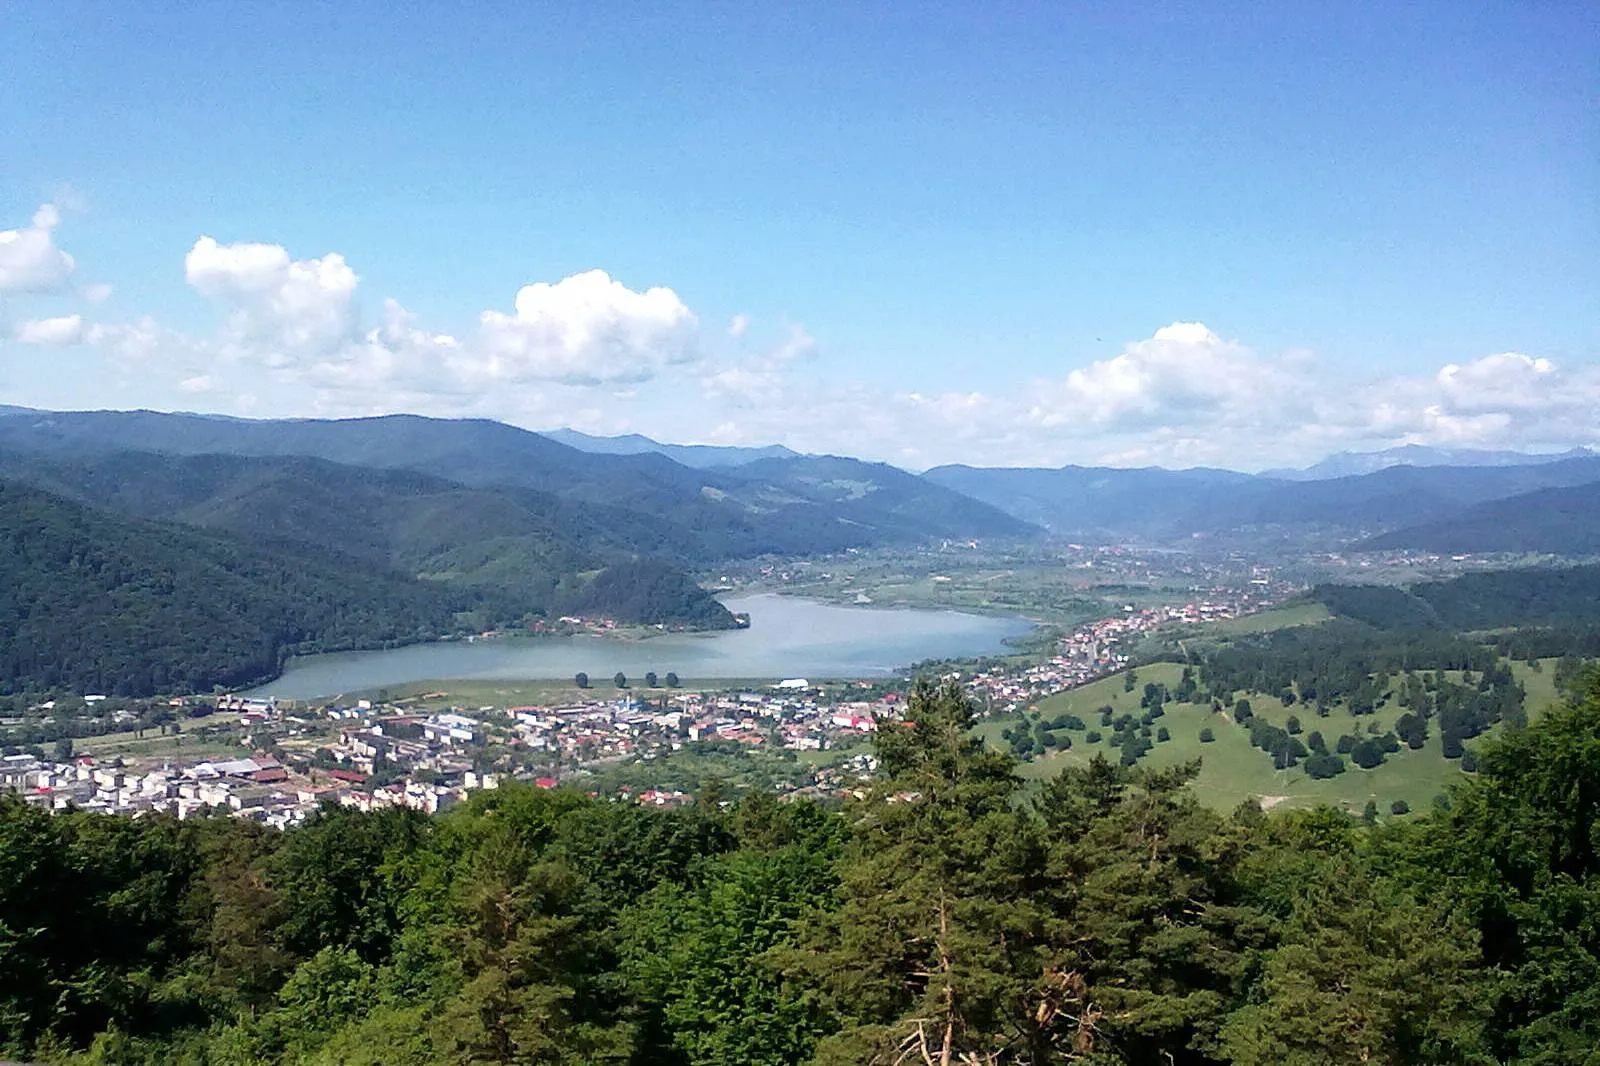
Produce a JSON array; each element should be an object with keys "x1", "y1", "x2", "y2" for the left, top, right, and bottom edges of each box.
[{"x1": 244, "y1": 594, "x2": 1035, "y2": 700}]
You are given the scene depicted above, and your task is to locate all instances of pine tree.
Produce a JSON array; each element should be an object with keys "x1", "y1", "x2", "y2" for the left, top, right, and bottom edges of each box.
[{"x1": 801, "y1": 680, "x2": 1047, "y2": 1065}]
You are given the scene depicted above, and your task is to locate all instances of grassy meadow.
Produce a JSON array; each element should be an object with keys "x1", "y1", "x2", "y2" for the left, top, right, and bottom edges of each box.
[{"x1": 984, "y1": 658, "x2": 1565, "y2": 817}]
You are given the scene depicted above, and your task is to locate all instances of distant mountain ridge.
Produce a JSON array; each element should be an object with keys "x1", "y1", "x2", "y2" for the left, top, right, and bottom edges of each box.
[
  {"x1": 7, "y1": 405, "x2": 1600, "y2": 552},
  {"x1": 0, "y1": 408, "x2": 1034, "y2": 557},
  {"x1": 920, "y1": 464, "x2": 1255, "y2": 536},
  {"x1": 541, "y1": 427, "x2": 802, "y2": 468},
  {"x1": 0, "y1": 406, "x2": 1040, "y2": 694},
  {"x1": 1360, "y1": 481, "x2": 1600, "y2": 556},
  {"x1": 1264, "y1": 444, "x2": 1597, "y2": 481},
  {"x1": 924, "y1": 457, "x2": 1600, "y2": 542}
]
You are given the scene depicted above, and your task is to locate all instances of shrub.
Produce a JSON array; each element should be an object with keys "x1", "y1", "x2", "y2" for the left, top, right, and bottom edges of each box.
[
  {"x1": 1351, "y1": 738, "x2": 1386, "y2": 769},
  {"x1": 1304, "y1": 751, "x2": 1345, "y2": 779}
]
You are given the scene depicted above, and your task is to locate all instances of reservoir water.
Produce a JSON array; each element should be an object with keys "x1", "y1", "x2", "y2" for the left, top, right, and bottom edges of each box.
[{"x1": 247, "y1": 593, "x2": 1034, "y2": 700}]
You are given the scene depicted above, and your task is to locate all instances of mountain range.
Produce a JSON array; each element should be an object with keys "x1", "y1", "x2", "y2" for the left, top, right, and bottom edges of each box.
[
  {"x1": 5, "y1": 408, "x2": 1599, "y2": 554},
  {"x1": 922, "y1": 457, "x2": 1600, "y2": 544},
  {"x1": 540, "y1": 427, "x2": 802, "y2": 468},
  {"x1": 1263, "y1": 443, "x2": 1597, "y2": 480},
  {"x1": 0, "y1": 408, "x2": 1036, "y2": 693},
  {"x1": 2, "y1": 405, "x2": 1599, "y2": 693},
  {"x1": 541, "y1": 424, "x2": 1600, "y2": 551},
  {"x1": 1359, "y1": 481, "x2": 1600, "y2": 557},
  {"x1": 0, "y1": 409, "x2": 1028, "y2": 553}
]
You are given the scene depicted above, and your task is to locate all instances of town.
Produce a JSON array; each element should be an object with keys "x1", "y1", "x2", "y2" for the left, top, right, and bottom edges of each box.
[{"x1": 0, "y1": 580, "x2": 1288, "y2": 824}]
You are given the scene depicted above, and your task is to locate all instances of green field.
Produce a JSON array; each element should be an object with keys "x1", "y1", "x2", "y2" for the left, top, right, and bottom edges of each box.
[
  {"x1": 1199, "y1": 602, "x2": 1332, "y2": 636},
  {"x1": 75, "y1": 712, "x2": 245, "y2": 758},
  {"x1": 985, "y1": 659, "x2": 1566, "y2": 817},
  {"x1": 78, "y1": 731, "x2": 245, "y2": 762}
]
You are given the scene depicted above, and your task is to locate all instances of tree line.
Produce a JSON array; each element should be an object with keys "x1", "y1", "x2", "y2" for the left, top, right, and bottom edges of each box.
[
  {"x1": 3, "y1": 672, "x2": 1599, "y2": 1064},
  {"x1": 0, "y1": 482, "x2": 734, "y2": 699}
]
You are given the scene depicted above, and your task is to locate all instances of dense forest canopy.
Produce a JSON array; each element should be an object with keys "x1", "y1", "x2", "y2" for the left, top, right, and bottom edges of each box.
[
  {"x1": 0, "y1": 481, "x2": 733, "y2": 697},
  {"x1": 1313, "y1": 564, "x2": 1600, "y2": 633},
  {"x1": 0, "y1": 411, "x2": 1033, "y2": 558},
  {"x1": 4, "y1": 672, "x2": 1599, "y2": 1065},
  {"x1": 0, "y1": 481, "x2": 464, "y2": 696}
]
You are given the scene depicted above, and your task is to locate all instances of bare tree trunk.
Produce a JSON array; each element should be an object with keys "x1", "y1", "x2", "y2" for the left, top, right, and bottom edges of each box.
[{"x1": 938, "y1": 889, "x2": 955, "y2": 1066}]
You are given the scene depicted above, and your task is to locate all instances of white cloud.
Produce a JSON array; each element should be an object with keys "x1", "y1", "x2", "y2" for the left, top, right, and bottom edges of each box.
[
  {"x1": 305, "y1": 298, "x2": 463, "y2": 394},
  {"x1": 0, "y1": 203, "x2": 76, "y2": 292},
  {"x1": 82, "y1": 282, "x2": 114, "y2": 303},
  {"x1": 14, "y1": 314, "x2": 85, "y2": 346},
  {"x1": 1350, "y1": 351, "x2": 1600, "y2": 453},
  {"x1": 178, "y1": 374, "x2": 221, "y2": 394},
  {"x1": 476, "y1": 269, "x2": 698, "y2": 385},
  {"x1": 1032, "y1": 322, "x2": 1298, "y2": 433},
  {"x1": 701, "y1": 324, "x2": 816, "y2": 404},
  {"x1": 69, "y1": 238, "x2": 706, "y2": 425},
  {"x1": 185, "y1": 236, "x2": 359, "y2": 361},
  {"x1": 668, "y1": 323, "x2": 1600, "y2": 470},
  {"x1": 34, "y1": 220, "x2": 1597, "y2": 471},
  {"x1": 1436, "y1": 352, "x2": 1557, "y2": 412},
  {"x1": 85, "y1": 316, "x2": 198, "y2": 365}
]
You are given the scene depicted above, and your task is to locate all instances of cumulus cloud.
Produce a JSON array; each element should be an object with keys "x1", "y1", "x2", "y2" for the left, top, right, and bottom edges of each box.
[
  {"x1": 34, "y1": 218, "x2": 1596, "y2": 471},
  {"x1": 671, "y1": 323, "x2": 1600, "y2": 470},
  {"x1": 0, "y1": 204, "x2": 76, "y2": 292},
  {"x1": 1030, "y1": 322, "x2": 1298, "y2": 433},
  {"x1": 76, "y1": 235, "x2": 706, "y2": 423},
  {"x1": 1436, "y1": 352, "x2": 1558, "y2": 412},
  {"x1": 14, "y1": 314, "x2": 85, "y2": 346},
  {"x1": 304, "y1": 298, "x2": 464, "y2": 394},
  {"x1": 185, "y1": 236, "x2": 359, "y2": 361},
  {"x1": 81, "y1": 282, "x2": 114, "y2": 303},
  {"x1": 178, "y1": 374, "x2": 221, "y2": 394},
  {"x1": 1353, "y1": 351, "x2": 1600, "y2": 453},
  {"x1": 702, "y1": 324, "x2": 816, "y2": 404},
  {"x1": 85, "y1": 316, "x2": 200, "y2": 365},
  {"x1": 476, "y1": 269, "x2": 698, "y2": 385}
]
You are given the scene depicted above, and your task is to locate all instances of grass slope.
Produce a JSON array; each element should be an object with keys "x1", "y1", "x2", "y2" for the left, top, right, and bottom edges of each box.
[
  {"x1": 1200, "y1": 602, "x2": 1332, "y2": 636},
  {"x1": 988, "y1": 660, "x2": 1564, "y2": 816}
]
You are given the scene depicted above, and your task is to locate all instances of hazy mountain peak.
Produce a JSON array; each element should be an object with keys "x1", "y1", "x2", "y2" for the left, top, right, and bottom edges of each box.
[
  {"x1": 541, "y1": 427, "x2": 803, "y2": 468},
  {"x1": 1266, "y1": 445, "x2": 1597, "y2": 481}
]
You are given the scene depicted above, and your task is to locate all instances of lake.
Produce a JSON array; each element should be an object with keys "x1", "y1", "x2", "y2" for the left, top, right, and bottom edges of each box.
[{"x1": 246, "y1": 593, "x2": 1034, "y2": 699}]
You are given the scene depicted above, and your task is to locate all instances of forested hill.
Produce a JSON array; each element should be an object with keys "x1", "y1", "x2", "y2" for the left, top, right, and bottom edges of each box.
[
  {"x1": 557, "y1": 558, "x2": 740, "y2": 629},
  {"x1": 0, "y1": 448, "x2": 672, "y2": 590},
  {"x1": 0, "y1": 480, "x2": 738, "y2": 696},
  {"x1": 4, "y1": 676, "x2": 1600, "y2": 1064},
  {"x1": 1313, "y1": 564, "x2": 1600, "y2": 632},
  {"x1": 923, "y1": 457, "x2": 1600, "y2": 540},
  {"x1": 1359, "y1": 481, "x2": 1600, "y2": 556},
  {"x1": 0, "y1": 409, "x2": 1034, "y2": 551},
  {"x1": 0, "y1": 481, "x2": 466, "y2": 696}
]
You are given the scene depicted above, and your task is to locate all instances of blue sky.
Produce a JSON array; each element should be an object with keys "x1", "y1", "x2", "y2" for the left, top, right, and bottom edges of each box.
[{"x1": 1, "y1": 1, "x2": 1595, "y2": 469}]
